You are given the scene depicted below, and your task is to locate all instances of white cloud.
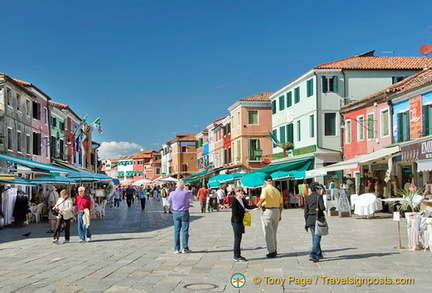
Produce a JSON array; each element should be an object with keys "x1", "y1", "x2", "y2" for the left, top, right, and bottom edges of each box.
[{"x1": 98, "y1": 141, "x2": 142, "y2": 160}]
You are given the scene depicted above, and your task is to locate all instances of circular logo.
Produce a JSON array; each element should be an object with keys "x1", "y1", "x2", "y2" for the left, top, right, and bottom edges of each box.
[{"x1": 231, "y1": 273, "x2": 246, "y2": 288}]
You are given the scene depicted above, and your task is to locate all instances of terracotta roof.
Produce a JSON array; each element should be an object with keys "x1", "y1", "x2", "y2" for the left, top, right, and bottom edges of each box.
[
  {"x1": 49, "y1": 100, "x2": 69, "y2": 109},
  {"x1": 11, "y1": 77, "x2": 32, "y2": 86},
  {"x1": 315, "y1": 50, "x2": 432, "y2": 70},
  {"x1": 341, "y1": 68, "x2": 432, "y2": 111},
  {"x1": 240, "y1": 92, "x2": 273, "y2": 101},
  {"x1": 167, "y1": 133, "x2": 197, "y2": 144}
]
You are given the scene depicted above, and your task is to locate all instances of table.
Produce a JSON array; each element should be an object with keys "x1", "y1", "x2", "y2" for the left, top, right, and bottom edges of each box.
[{"x1": 353, "y1": 193, "x2": 383, "y2": 216}]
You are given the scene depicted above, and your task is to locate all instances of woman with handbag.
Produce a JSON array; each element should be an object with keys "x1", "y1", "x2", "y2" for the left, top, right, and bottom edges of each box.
[
  {"x1": 52, "y1": 189, "x2": 74, "y2": 244},
  {"x1": 231, "y1": 186, "x2": 255, "y2": 262},
  {"x1": 304, "y1": 182, "x2": 326, "y2": 262}
]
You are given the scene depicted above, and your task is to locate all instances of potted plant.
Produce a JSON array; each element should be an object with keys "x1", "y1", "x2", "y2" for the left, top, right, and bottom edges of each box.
[
  {"x1": 395, "y1": 187, "x2": 424, "y2": 250},
  {"x1": 279, "y1": 142, "x2": 294, "y2": 150},
  {"x1": 395, "y1": 187, "x2": 423, "y2": 215}
]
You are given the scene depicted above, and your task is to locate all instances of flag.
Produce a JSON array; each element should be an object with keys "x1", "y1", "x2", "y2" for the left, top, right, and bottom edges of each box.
[
  {"x1": 75, "y1": 134, "x2": 82, "y2": 154},
  {"x1": 268, "y1": 131, "x2": 280, "y2": 145},
  {"x1": 92, "y1": 117, "x2": 103, "y2": 134},
  {"x1": 75, "y1": 114, "x2": 88, "y2": 135}
]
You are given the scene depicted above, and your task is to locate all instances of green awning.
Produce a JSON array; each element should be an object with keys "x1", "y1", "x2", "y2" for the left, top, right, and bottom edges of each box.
[
  {"x1": 0, "y1": 153, "x2": 72, "y2": 174},
  {"x1": 183, "y1": 169, "x2": 209, "y2": 183},
  {"x1": 254, "y1": 157, "x2": 314, "y2": 174}
]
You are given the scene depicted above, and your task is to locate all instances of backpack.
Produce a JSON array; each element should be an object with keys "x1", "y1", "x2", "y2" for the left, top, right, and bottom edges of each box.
[{"x1": 161, "y1": 188, "x2": 168, "y2": 198}]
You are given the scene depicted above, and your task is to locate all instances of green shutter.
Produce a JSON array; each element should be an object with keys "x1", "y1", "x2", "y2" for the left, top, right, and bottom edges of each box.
[
  {"x1": 272, "y1": 100, "x2": 276, "y2": 114},
  {"x1": 272, "y1": 130, "x2": 278, "y2": 147},
  {"x1": 279, "y1": 126, "x2": 286, "y2": 143},
  {"x1": 287, "y1": 123, "x2": 293, "y2": 143},
  {"x1": 307, "y1": 79, "x2": 313, "y2": 97},
  {"x1": 279, "y1": 95, "x2": 285, "y2": 110},
  {"x1": 333, "y1": 76, "x2": 338, "y2": 93},
  {"x1": 287, "y1": 92, "x2": 292, "y2": 107},
  {"x1": 294, "y1": 87, "x2": 300, "y2": 103}
]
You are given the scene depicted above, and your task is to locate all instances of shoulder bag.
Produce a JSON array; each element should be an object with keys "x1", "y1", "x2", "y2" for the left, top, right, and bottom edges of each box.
[{"x1": 315, "y1": 195, "x2": 328, "y2": 236}]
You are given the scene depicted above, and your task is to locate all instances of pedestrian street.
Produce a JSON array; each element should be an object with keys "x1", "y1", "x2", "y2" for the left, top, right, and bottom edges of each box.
[{"x1": 0, "y1": 196, "x2": 431, "y2": 292}]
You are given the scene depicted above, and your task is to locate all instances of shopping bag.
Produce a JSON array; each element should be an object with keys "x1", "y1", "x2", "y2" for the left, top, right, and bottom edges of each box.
[
  {"x1": 315, "y1": 218, "x2": 329, "y2": 236},
  {"x1": 243, "y1": 213, "x2": 251, "y2": 226}
]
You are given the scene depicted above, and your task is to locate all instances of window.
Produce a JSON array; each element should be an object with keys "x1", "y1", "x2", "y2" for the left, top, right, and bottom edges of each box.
[
  {"x1": 381, "y1": 109, "x2": 390, "y2": 137},
  {"x1": 6, "y1": 88, "x2": 12, "y2": 106},
  {"x1": 271, "y1": 100, "x2": 276, "y2": 114},
  {"x1": 307, "y1": 79, "x2": 314, "y2": 97},
  {"x1": 33, "y1": 132, "x2": 41, "y2": 155},
  {"x1": 59, "y1": 121, "x2": 65, "y2": 131},
  {"x1": 52, "y1": 116, "x2": 57, "y2": 127},
  {"x1": 248, "y1": 139, "x2": 260, "y2": 160},
  {"x1": 345, "y1": 120, "x2": 352, "y2": 143},
  {"x1": 309, "y1": 114, "x2": 315, "y2": 138},
  {"x1": 237, "y1": 111, "x2": 240, "y2": 126},
  {"x1": 367, "y1": 113, "x2": 375, "y2": 139},
  {"x1": 297, "y1": 120, "x2": 301, "y2": 141},
  {"x1": 156, "y1": 168, "x2": 161, "y2": 175},
  {"x1": 44, "y1": 108, "x2": 48, "y2": 124},
  {"x1": 236, "y1": 140, "x2": 241, "y2": 161},
  {"x1": 294, "y1": 87, "x2": 300, "y2": 104},
  {"x1": 357, "y1": 116, "x2": 364, "y2": 141},
  {"x1": 17, "y1": 131, "x2": 22, "y2": 153},
  {"x1": 392, "y1": 76, "x2": 407, "y2": 84},
  {"x1": 286, "y1": 123, "x2": 293, "y2": 143},
  {"x1": 279, "y1": 126, "x2": 286, "y2": 143},
  {"x1": 423, "y1": 105, "x2": 432, "y2": 136},
  {"x1": 7, "y1": 128, "x2": 12, "y2": 150},
  {"x1": 324, "y1": 113, "x2": 336, "y2": 136},
  {"x1": 279, "y1": 95, "x2": 285, "y2": 110},
  {"x1": 26, "y1": 134, "x2": 30, "y2": 154},
  {"x1": 286, "y1": 92, "x2": 292, "y2": 108},
  {"x1": 248, "y1": 110, "x2": 258, "y2": 124},
  {"x1": 26, "y1": 100, "x2": 31, "y2": 116},
  {"x1": 17, "y1": 94, "x2": 21, "y2": 111},
  {"x1": 397, "y1": 111, "x2": 410, "y2": 142},
  {"x1": 181, "y1": 146, "x2": 187, "y2": 152},
  {"x1": 322, "y1": 76, "x2": 338, "y2": 93}
]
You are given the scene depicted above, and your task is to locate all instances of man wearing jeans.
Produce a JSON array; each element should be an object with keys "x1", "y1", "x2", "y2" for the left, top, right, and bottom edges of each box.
[
  {"x1": 168, "y1": 180, "x2": 194, "y2": 254},
  {"x1": 75, "y1": 186, "x2": 93, "y2": 243}
]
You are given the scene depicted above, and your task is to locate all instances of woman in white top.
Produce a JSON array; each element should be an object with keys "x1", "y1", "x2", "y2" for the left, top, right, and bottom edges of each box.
[{"x1": 52, "y1": 189, "x2": 74, "y2": 244}]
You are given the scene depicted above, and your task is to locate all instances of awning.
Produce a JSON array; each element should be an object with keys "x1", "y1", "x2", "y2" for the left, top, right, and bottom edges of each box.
[
  {"x1": 254, "y1": 157, "x2": 314, "y2": 174},
  {"x1": 183, "y1": 169, "x2": 208, "y2": 183},
  {"x1": 357, "y1": 146, "x2": 400, "y2": 164},
  {"x1": 417, "y1": 159, "x2": 432, "y2": 172},
  {"x1": 0, "y1": 153, "x2": 73, "y2": 174},
  {"x1": 308, "y1": 146, "x2": 400, "y2": 175}
]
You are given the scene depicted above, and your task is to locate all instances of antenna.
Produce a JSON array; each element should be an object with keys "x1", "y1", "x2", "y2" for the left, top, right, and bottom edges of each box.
[
  {"x1": 420, "y1": 44, "x2": 432, "y2": 56},
  {"x1": 382, "y1": 51, "x2": 396, "y2": 56}
]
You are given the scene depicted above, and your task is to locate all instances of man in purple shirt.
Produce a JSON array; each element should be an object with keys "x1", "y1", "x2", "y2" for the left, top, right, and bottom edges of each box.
[{"x1": 168, "y1": 180, "x2": 194, "y2": 254}]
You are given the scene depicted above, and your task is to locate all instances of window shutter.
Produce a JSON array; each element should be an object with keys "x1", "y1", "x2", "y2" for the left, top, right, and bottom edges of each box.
[
  {"x1": 287, "y1": 123, "x2": 293, "y2": 143},
  {"x1": 333, "y1": 76, "x2": 338, "y2": 93},
  {"x1": 272, "y1": 130, "x2": 278, "y2": 147},
  {"x1": 272, "y1": 100, "x2": 276, "y2": 114},
  {"x1": 287, "y1": 92, "x2": 292, "y2": 107},
  {"x1": 279, "y1": 126, "x2": 286, "y2": 143},
  {"x1": 423, "y1": 105, "x2": 431, "y2": 136}
]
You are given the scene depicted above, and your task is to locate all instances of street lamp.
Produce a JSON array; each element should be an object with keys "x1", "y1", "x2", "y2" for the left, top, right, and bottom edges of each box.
[{"x1": 254, "y1": 148, "x2": 263, "y2": 160}]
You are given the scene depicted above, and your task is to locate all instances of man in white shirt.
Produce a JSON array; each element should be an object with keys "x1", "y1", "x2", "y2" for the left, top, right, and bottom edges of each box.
[{"x1": 217, "y1": 186, "x2": 226, "y2": 210}]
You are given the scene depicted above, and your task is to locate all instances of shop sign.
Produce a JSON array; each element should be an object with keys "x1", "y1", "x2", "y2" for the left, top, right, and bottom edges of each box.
[
  {"x1": 410, "y1": 95, "x2": 422, "y2": 139},
  {"x1": 401, "y1": 138, "x2": 432, "y2": 161},
  {"x1": 293, "y1": 145, "x2": 316, "y2": 156}
]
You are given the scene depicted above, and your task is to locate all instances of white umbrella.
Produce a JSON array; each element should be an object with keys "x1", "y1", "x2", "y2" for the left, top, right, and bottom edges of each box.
[
  {"x1": 132, "y1": 178, "x2": 152, "y2": 186},
  {"x1": 152, "y1": 176, "x2": 178, "y2": 184}
]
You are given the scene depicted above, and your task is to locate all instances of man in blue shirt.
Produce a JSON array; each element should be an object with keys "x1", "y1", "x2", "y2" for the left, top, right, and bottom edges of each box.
[{"x1": 168, "y1": 180, "x2": 194, "y2": 254}]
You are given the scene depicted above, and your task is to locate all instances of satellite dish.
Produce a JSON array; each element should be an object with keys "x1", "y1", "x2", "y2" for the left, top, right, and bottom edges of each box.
[{"x1": 420, "y1": 44, "x2": 432, "y2": 56}]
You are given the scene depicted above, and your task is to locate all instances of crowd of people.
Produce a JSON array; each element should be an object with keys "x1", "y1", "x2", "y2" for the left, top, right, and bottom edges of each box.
[{"x1": 11, "y1": 176, "x2": 327, "y2": 265}]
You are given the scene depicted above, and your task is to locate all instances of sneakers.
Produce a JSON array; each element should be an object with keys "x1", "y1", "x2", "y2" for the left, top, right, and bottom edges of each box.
[
  {"x1": 174, "y1": 250, "x2": 180, "y2": 254},
  {"x1": 182, "y1": 248, "x2": 191, "y2": 254},
  {"x1": 86, "y1": 237, "x2": 91, "y2": 242},
  {"x1": 52, "y1": 239, "x2": 59, "y2": 243},
  {"x1": 266, "y1": 252, "x2": 277, "y2": 258},
  {"x1": 233, "y1": 256, "x2": 247, "y2": 262},
  {"x1": 78, "y1": 239, "x2": 84, "y2": 243},
  {"x1": 309, "y1": 257, "x2": 319, "y2": 263},
  {"x1": 63, "y1": 240, "x2": 69, "y2": 244}
]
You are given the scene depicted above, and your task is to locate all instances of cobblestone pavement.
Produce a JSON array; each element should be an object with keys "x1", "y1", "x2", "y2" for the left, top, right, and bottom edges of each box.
[{"x1": 0, "y1": 196, "x2": 431, "y2": 292}]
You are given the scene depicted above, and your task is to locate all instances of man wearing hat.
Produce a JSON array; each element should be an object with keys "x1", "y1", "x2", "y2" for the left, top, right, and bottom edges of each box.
[{"x1": 256, "y1": 174, "x2": 283, "y2": 258}]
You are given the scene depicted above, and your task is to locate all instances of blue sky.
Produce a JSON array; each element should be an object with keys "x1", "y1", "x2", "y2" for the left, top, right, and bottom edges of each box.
[{"x1": 1, "y1": 0, "x2": 431, "y2": 159}]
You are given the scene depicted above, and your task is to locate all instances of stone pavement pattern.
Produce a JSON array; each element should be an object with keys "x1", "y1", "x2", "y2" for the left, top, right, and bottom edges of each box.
[{"x1": 0, "y1": 197, "x2": 431, "y2": 292}]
